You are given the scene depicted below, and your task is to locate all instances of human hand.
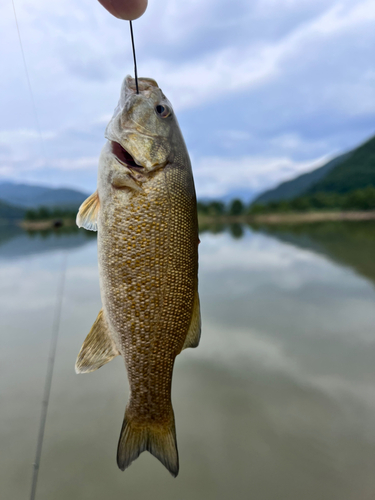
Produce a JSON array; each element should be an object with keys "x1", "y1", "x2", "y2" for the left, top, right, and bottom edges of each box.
[{"x1": 98, "y1": 0, "x2": 148, "y2": 20}]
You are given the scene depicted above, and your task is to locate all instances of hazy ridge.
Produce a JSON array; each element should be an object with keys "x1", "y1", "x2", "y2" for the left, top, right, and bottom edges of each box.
[
  {"x1": 0, "y1": 200, "x2": 25, "y2": 222},
  {"x1": 0, "y1": 182, "x2": 88, "y2": 209},
  {"x1": 255, "y1": 134, "x2": 375, "y2": 204}
]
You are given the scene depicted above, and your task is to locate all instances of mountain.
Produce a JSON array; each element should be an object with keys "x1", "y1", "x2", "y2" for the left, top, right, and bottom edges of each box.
[
  {"x1": 0, "y1": 200, "x2": 25, "y2": 221},
  {"x1": 306, "y1": 135, "x2": 375, "y2": 195},
  {"x1": 199, "y1": 188, "x2": 258, "y2": 204},
  {"x1": 254, "y1": 153, "x2": 351, "y2": 204},
  {"x1": 254, "y1": 134, "x2": 375, "y2": 204},
  {"x1": 0, "y1": 182, "x2": 88, "y2": 208}
]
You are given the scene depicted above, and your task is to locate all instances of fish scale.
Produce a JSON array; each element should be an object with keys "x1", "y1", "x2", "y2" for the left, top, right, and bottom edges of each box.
[
  {"x1": 75, "y1": 76, "x2": 200, "y2": 477},
  {"x1": 101, "y1": 164, "x2": 197, "y2": 463}
]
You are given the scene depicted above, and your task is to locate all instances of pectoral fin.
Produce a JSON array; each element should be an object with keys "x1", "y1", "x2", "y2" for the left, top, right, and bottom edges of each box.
[
  {"x1": 75, "y1": 309, "x2": 119, "y2": 373},
  {"x1": 76, "y1": 191, "x2": 100, "y2": 232},
  {"x1": 181, "y1": 289, "x2": 201, "y2": 351}
]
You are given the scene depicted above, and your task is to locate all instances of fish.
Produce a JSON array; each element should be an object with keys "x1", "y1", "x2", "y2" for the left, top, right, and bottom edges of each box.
[{"x1": 75, "y1": 76, "x2": 200, "y2": 477}]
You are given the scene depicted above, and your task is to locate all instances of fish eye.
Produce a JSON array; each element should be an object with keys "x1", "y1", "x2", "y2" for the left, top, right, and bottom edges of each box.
[{"x1": 155, "y1": 104, "x2": 171, "y2": 118}]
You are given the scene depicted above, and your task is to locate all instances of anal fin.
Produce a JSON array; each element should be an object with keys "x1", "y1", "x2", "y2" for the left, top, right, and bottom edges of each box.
[
  {"x1": 76, "y1": 190, "x2": 100, "y2": 232},
  {"x1": 75, "y1": 309, "x2": 119, "y2": 374},
  {"x1": 181, "y1": 289, "x2": 201, "y2": 351}
]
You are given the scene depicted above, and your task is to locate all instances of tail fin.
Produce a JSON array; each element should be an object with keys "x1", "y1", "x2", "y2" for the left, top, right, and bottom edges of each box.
[{"x1": 117, "y1": 409, "x2": 179, "y2": 477}]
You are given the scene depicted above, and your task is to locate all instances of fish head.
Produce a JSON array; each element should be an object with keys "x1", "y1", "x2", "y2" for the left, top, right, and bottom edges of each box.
[{"x1": 105, "y1": 75, "x2": 179, "y2": 173}]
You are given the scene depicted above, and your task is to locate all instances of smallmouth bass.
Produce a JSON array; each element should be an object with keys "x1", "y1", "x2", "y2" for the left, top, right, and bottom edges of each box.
[{"x1": 75, "y1": 76, "x2": 200, "y2": 477}]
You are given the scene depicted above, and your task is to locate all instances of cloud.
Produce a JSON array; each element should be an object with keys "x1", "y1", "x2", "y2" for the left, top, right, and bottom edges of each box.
[
  {"x1": 139, "y1": 0, "x2": 375, "y2": 111},
  {"x1": 0, "y1": 129, "x2": 56, "y2": 142},
  {"x1": 199, "y1": 230, "x2": 319, "y2": 274},
  {"x1": 194, "y1": 153, "x2": 328, "y2": 198},
  {"x1": 1, "y1": 0, "x2": 375, "y2": 197},
  {"x1": 0, "y1": 155, "x2": 97, "y2": 178}
]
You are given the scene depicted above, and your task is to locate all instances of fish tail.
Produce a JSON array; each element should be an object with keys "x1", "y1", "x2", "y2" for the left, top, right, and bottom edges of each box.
[{"x1": 117, "y1": 408, "x2": 179, "y2": 477}]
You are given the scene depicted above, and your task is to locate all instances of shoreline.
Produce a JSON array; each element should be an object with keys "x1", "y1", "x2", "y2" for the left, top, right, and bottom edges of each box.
[
  {"x1": 15, "y1": 210, "x2": 375, "y2": 231},
  {"x1": 199, "y1": 211, "x2": 375, "y2": 225},
  {"x1": 19, "y1": 219, "x2": 77, "y2": 230}
]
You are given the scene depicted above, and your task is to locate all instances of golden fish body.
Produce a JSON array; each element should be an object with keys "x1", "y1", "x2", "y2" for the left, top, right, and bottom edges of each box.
[{"x1": 75, "y1": 77, "x2": 200, "y2": 477}]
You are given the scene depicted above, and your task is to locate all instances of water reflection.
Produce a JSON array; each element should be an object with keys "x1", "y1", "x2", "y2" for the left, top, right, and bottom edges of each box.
[
  {"x1": 200, "y1": 220, "x2": 375, "y2": 286},
  {"x1": 0, "y1": 225, "x2": 96, "y2": 260},
  {"x1": 1, "y1": 222, "x2": 375, "y2": 499},
  {"x1": 257, "y1": 220, "x2": 375, "y2": 286}
]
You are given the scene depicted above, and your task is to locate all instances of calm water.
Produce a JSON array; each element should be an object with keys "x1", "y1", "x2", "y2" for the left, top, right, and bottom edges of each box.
[{"x1": 1, "y1": 221, "x2": 375, "y2": 500}]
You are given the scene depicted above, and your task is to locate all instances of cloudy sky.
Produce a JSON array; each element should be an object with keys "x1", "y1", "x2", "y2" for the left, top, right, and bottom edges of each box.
[{"x1": 1, "y1": 0, "x2": 375, "y2": 200}]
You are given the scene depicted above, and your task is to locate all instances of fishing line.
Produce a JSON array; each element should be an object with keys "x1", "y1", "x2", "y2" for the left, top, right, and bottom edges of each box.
[
  {"x1": 129, "y1": 21, "x2": 139, "y2": 94},
  {"x1": 11, "y1": 0, "x2": 46, "y2": 159},
  {"x1": 11, "y1": 10, "x2": 65, "y2": 497},
  {"x1": 29, "y1": 253, "x2": 68, "y2": 500}
]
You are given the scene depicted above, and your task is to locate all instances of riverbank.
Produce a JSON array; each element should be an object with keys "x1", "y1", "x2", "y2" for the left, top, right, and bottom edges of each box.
[
  {"x1": 199, "y1": 210, "x2": 375, "y2": 225},
  {"x1": 20, "y1": 218, "x2": 77, "y2": 230},
  {"x1": 17, "y1": 210, "x2": 375, "y2": 231}
]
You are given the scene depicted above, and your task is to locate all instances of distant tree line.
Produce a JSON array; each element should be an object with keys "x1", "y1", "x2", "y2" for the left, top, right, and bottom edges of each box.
[
  {"x1": 197, "y1": 187, "x2": 375, "y2": 216},
  {"x1": 25, "y1": 206, "x2": 78, "y2": 221},
  {"x1": 197, "y1": 199, "x2": 246, "y2": 216},
  {"x1": 25, "y1": 187, "x2": 375, "y2": 222}
]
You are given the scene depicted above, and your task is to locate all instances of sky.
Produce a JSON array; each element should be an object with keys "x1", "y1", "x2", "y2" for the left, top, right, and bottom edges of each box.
[{"x1": 1, "y1": 0, "x2": 375, "y2": 200}]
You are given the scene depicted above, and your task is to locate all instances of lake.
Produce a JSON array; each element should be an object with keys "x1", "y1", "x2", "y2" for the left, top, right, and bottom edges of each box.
[{"x1": 1, "y1": 221, "x2": 375, "y2": 500}]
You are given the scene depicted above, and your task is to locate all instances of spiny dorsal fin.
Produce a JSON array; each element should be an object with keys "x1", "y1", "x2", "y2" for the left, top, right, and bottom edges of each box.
[
  {"x1": 181, "y1": 289, "x2": 201, "y2": 351},
  {"x1": 75, "y1": 309, "x2": 119, "y2": 374},
  {"x1": 76, "y1": 191, "x2": 100, "y2": 232}
]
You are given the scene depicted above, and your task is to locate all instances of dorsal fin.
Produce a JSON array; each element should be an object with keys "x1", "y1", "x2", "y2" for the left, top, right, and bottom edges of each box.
[
  {"x1": 76, "y1": 191, "x2": 100, "y2": 232},
  {"x1": 75, "y1": 309, "x2": 119, "y2": 373}
]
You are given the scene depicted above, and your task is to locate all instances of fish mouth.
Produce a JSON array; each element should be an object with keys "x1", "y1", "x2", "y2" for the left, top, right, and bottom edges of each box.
[{"x1": 110, "y1": 141, "x2": 143, "y2": 170}]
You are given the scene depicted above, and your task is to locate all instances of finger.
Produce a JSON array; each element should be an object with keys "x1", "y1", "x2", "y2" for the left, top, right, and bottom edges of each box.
[{"x1": 97, "y1": 0, "x2": 148, "y2": 21}]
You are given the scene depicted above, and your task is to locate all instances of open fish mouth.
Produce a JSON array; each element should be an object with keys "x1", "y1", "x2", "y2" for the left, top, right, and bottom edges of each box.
[{"x1": 110, "y1": 141, "x2": 143, "y2": 170}]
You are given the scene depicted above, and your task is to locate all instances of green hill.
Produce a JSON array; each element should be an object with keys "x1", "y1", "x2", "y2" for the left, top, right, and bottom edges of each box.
[
  {"x1": 306, "y1": 135, "x2": 375, "y2": 195},
  {"x1": 255, "y1": 134, "x2": 375, "y2": 204},
  {"x1": 254, "y1": 152, "x2": 351, "y2": 204}
]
